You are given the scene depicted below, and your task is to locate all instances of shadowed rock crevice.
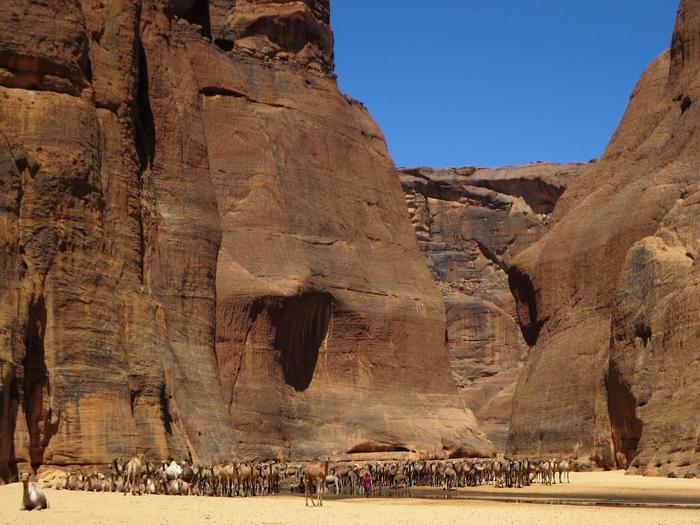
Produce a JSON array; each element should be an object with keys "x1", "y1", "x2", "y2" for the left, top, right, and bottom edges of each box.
[
  {"x1": 134, "y1": 42, "x2": 155, "y2": 283},
  {"x1": 347, "y1": 442, "x2": 411, "y2": 454},
  {"x1": 607, "y1": 362, "x2": 643, "y2": 469},
  {"x1": 22, "y1": 295, "x2": 51, "y2": 469},
  {"x1": 181, "y1": 0, "x2": 213, "y2": 38},
  {"x1": 508, "y1": 266, "x2": 543, "y2": 347},
  {"x1": 159, "y1": 383, "x2": 174, "y2": 435},
  {"x1": 0, "y1": 368, "x2": 19, "y2": 483},
  {"x1": 272, "y1": 292, "x2": 332, "y2": 392},
  {"x1": 214, "y1": 39, "x2": 234, "y2": 51},
  {"x1": 134, "y1": 44, "x2": 155, "y2": 172}
]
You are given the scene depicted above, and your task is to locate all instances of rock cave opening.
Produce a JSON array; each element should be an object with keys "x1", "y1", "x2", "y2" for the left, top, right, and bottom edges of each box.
[
  {"x1": 508, "y1": 266, "x2": 543, "y2": 346},
  {"x1": 214, "y1": 39, "x2": 234, "y2": 52},
  {"x1": 22, "y1": 295, "x2": 51, "y2": 469},
  {"x1": 607, "y1": 363, "x2": 643, "y2": 469},
  {"x1": 272, "y1": 292, "x2": 333, "y2": 392},
  {"x1": 180, "y1": 0, "x2": 212, "y2": 38},
  {"x1": 681, "y1": 95, "x2": 693, "y2": 114}
]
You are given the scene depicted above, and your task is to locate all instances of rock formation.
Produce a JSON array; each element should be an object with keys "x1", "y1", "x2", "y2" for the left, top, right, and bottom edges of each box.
[
  {"x1": 0, "y1": 0, "x2": 492, "y2": 480},
  {"x1": 507, "y1": 0, "x2": 700, "y2": 477},
  {"x1": 401, "y1": 163, "x2": 586, "y2": 451}
]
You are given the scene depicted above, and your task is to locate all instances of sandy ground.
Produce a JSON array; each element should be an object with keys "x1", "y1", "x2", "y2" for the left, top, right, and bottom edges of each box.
[{"x1": 2, "y1": 471, "x2": 699, "y2": 525}]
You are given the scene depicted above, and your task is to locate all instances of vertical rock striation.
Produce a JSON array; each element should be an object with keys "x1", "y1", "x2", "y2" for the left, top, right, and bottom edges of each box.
[
  {"x1": 507, "y1": 0, "x2": 700, "y2": 477},
  {"x1": 0, "y1": 0, "x2": 491, "y2": 478},
  {"x1": 400, "y1": 163, "x2": 585, "y2": 451}
]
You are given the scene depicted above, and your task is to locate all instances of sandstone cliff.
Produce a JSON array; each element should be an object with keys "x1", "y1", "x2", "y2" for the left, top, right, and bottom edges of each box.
[
  {"x1": 0, "y1": 0, "x2": 492, "y2": 479},
  {"x1": 400, "y1": 163, "x2": 586, "y2": 451},
  {"x1": 507, "y1": 0, "x2": 700, "y2": 477}
]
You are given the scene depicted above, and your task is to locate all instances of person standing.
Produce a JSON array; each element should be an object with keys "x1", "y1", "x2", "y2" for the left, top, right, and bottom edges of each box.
[{"x1": 362, "y1": 472, "x2": 373, "y2": 497}]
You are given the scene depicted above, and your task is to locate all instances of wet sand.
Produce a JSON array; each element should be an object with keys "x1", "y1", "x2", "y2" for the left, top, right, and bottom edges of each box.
[{"x1": 2, "y1": 471, "x2": 699, "y2": 525}]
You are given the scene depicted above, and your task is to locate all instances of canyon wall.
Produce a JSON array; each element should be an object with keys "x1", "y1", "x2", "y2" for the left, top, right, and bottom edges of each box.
[
  {"x1": 507, "y1": 0, "x2": 700, "y2": 477},
  {"x1": 400, "y1": 163, "x2": 585, "y2": 451},
  {"x1": 0, "y1": 0, "x2": 492, "y2": 479}
]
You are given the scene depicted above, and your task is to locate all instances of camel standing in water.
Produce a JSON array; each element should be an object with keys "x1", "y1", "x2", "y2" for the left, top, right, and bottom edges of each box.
[
  {"x1": 19, "y1": 473, "x2": 48, "y2": 511},
  {"x1": 304, "y1": 458, "x2": 330, "y2": 507}
]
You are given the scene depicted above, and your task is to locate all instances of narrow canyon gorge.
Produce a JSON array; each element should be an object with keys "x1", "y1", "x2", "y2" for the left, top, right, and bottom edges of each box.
[{"x1": 0, "y1": 0, "x2": 697, "y2": 480}]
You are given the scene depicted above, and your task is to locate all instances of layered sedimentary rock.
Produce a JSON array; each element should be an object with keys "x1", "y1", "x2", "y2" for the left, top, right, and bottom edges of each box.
[
  {"x1": 507, "y1": 0, "x2": 700, "y2": 477},
  {"x1": 400, "y1": 163, "x2": 585, "y2": 451},
  {"x1": 0, "y1": 0, "x2": 491, "y2": 479}
]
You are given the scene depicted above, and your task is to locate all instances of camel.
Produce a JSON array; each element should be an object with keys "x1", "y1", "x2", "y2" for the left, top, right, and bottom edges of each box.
[
  {"x1": 181, "y1": 461, "x2": 196, "y2": 483},
  {"x1": 167, "y1": 478, "x2": 190, "y2": 495},
  {"x1": 196, "y1": 465, "x2": 213, "y2": 495},
  {"x1": 252, "y1": 463, "x2": 264, "y2": 496},
  {"x1": 347, "y1": 466, "x2": 361, "y2": 495},
  {"x1": 66, "y1": 472, "x2": 82, "y2": 491},
  {"x1": 442, "y1": 465, "x2": 457, "y2": 491},
  {"x1": 324, "y1": 474, "x2": 340, "y2": 495},
  {"x1": 392, "y1": 471, "x2": 408, "y2": 489},
  {"x1": 536, "y1": 459, "x2": 554, "y2": 485},
  {"x1": 124, "y1": 454, "x2": 147, "y2": 495},
  {"x1": 220, "y1": 462, "x2": 237, "y2": 497},
  {"x1": 267, "y1": 462, "x2": 280, "y2": 494},
  {"x1": 163, "y1": 460, "x2": 183, "y2": 481},
  {"x1": 145, "y1": 477, "x2": 158, "y2": 494},
  {"x1": 55, "y1": 475, "x2": 67, "y2": 490},
  {"x1": 236, "y1": 462, "x2": 253, "y2": 497},
  {"x1": 19, "y1": 473, "x2": 48, "y2": 511},
  {"x1": 304, "y1": 458, "x2": 330, "y2": 507},
  {"x1": 332, "y1": 464, "x2": 353, "y2": 494},
  {"x1": 492, "y1": 459, "x2": 504, "y2": 487},
  {"x1": 555, "y1": 458, "x2": 571, "y2": 483}
]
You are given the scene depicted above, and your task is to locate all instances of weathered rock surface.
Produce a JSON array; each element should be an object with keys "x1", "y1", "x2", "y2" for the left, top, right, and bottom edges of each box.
[
  {"x1": 0, "y1": 0, "x2": 492, "y2": 479},
  {"x1": 507, "y1": 0, "x2": 700, "y2": 477},
  {"x1": 400, "y1": 163, "x2": 585, "y2": 451}
]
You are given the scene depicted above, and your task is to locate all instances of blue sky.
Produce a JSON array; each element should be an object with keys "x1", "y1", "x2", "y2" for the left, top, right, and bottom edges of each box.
[{"x1": 331, "y1": 1, "x2": 679, "y2": 168}]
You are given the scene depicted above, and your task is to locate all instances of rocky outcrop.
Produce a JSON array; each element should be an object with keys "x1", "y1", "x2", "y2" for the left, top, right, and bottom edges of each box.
[
  {"x1": 0, "y1": 0, "x2": 491, "y2": 479},
  {"x1": 400, "y1": 163, "x2": 585, "y2": 451},
  {"x1": 205, "y1": 0, "x2": 334, "y2": 72},
  {"x1": 507, "y1": 0, "x2": 700, "y2": 477}
]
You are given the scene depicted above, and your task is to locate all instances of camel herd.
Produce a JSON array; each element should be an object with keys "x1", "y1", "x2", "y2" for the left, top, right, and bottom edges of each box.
[{"x1": 51, "y1": 455, "x2": 571, "y2": 504}]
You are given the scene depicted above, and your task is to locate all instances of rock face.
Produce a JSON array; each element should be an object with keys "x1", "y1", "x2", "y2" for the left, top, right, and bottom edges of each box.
[
  {"x1": 400, "y1": 163, "x2": 585, "y2": 451},
  {"x1": 0, "y1": 0, "x2": 492, "y2": 479},
  {"x1": 507, "y1": 0, "x2": 700, "y2": 477}
]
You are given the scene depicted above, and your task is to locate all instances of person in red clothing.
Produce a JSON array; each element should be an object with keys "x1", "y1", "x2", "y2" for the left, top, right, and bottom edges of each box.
[{"x1": 362, "y1": 472, "x2": 373, "y2": 497}]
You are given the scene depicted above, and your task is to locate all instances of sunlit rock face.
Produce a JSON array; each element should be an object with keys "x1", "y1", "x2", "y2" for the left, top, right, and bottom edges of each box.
[
  {"x1": 400, "y1": 163, "x2": 585, "y2": 452},
  {"x1": 0, "y1": 0, "x2": 492, "y2": 478},
  {"x1": 506, "y1": 0, "x2": 700, "y2": 477}
]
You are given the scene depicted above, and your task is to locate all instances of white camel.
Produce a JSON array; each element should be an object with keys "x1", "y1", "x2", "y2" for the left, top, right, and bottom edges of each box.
[
  {"x1": 324, "y1": 474, "x2": 340, "y2": 495},
  {"x1": 19, "y1": 473, "x2": 48, "y2": 511}
]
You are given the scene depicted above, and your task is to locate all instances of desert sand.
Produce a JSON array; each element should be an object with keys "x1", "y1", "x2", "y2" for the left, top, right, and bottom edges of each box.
[{"x1": 2, "y1": 471, "x2": 699, "y2": 525}]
